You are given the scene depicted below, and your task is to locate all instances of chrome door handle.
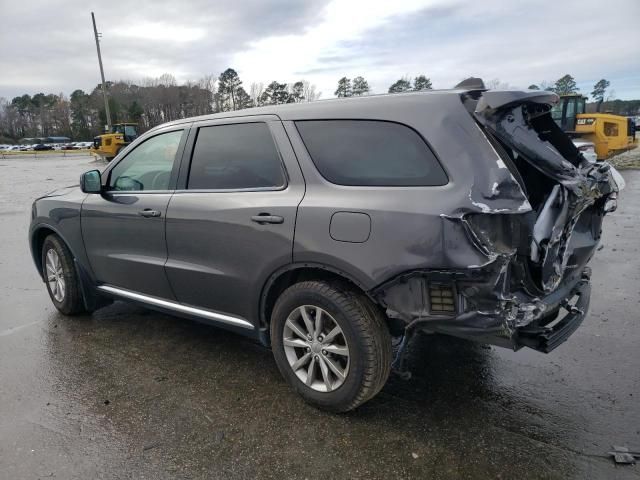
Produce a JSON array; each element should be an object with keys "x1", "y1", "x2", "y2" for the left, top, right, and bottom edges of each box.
[
  {"x1": 138, "y1": 209, "x2": 161, "y2": 218},
  {"x1": 251, "y1": 214, "x2": 284, "y2": 224}
]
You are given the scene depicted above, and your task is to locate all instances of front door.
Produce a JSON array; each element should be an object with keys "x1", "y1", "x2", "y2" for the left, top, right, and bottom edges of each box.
[
  {"x1": 164, "y1": 118, "x2": 305, "y2": 324},
  {"x1": 82, "y1": 127, "x2": 187, "y2": 299}
]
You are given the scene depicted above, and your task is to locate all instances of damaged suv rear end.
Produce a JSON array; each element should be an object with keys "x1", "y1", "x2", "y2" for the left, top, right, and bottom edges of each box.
[{"x1": 358, "y1": 87, "x2": 623, "y2": 355}]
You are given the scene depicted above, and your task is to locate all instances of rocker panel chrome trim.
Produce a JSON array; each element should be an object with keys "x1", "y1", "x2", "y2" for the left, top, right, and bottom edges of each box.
[{"x1": 97, "y1": 285, "x2": 254, "y2": 330}]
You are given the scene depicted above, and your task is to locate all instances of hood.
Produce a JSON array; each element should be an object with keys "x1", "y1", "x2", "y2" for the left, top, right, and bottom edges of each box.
[{"x1": 35, "y1": 185, "x2": 80, "y2": 201}]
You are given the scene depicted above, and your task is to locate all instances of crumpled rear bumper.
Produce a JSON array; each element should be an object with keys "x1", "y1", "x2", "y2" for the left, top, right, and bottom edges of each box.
[
  {"x1": 374, "y1": 266, "x2": 592, "y2": 353},
  {"x1": 515, "y1": 273, "x2": 590, "y2": 352}
]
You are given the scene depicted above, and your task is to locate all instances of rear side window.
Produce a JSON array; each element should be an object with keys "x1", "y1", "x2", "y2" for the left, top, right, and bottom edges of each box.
[
  {"x1": 295, "y1": 120, "x2": 447, "y2": 186},
  {"x1": 188, "y1": 123, "x2": 285, "y2": 190}
]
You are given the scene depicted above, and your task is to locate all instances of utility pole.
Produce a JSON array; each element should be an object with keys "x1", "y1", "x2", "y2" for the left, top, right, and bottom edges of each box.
[{"x1": 91, "y1": 12, "x2": 112, "y2": 132}]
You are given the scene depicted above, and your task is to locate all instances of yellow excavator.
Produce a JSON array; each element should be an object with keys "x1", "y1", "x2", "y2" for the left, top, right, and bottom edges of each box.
[
  {"x1": 91, "y1": 123, "x2": 138, "y2": 161},
  {"x1": 551, "y1": 94, "x2": 637, "y2": 159}
]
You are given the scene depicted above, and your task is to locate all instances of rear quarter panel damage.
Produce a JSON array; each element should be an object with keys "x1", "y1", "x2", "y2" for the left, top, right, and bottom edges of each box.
[{"x1": 290, "y1": 91, "x2": 620, "y2": 350}]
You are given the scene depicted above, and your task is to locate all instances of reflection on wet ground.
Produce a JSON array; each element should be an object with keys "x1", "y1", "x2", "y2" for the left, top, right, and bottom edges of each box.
[{"x1": 1, "y1": 156, "x2": 639, "y2": 479}]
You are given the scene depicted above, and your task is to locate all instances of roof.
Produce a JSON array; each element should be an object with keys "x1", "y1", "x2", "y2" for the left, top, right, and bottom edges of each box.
[{"x1": 156, "y1": 89, "x2": 471, "y2": 131}]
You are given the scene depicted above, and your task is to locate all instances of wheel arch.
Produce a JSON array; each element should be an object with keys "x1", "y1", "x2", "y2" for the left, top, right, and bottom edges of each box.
[
  {"x1": 259, "y1": 263, "x2": 383, "y2": 343},
  {"x1": 31, "y1": 224, "x2": 63, "y2": 280},
  {"x1": 31, "y1": 224, "x2": 101, "y2": 311}
]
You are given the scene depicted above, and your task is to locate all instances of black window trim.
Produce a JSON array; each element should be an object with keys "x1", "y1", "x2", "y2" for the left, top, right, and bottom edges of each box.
[
  {"x1": 176, "y1": 120, "x2": 290, "y2": 193},
  {"x1": 102, "y1": 126, "x2": 189, "y2": 194},
  {"x1": 294, "y1": 118, "x2": 449, "y2": 188}
]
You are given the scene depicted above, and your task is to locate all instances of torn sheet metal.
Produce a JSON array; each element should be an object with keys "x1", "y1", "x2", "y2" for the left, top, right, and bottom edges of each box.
[
  {"x1": 372, "y1": 90, "x2": 621, "y2": 351},
  {"x1": 474, "y1": 98, "x2": 620, "y2": 293}
]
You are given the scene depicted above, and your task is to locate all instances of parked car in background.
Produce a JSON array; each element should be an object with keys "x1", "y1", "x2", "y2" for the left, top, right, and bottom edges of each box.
[
  {"x1": 33, "y1": 144, "x2": 53, "y2": 151},
  {"x1": 29, "y1": 87, "x2": 623, "y2": 411}
]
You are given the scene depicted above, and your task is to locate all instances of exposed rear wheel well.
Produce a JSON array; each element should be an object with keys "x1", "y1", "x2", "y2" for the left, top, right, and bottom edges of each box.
[{"x1": 261, "y1": 266, "x2": 399, "y2": 335}]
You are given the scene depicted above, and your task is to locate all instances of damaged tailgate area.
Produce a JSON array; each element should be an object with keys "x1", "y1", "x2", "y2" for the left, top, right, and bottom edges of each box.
[{"x1": 374, "y1": 89, "x2": 622, "y2": 352}]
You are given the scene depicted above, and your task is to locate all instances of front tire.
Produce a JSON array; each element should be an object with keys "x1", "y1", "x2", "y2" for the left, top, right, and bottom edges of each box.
[
  {"x1": 41, "y1": 235, "x2": 87, "y2": 315},
  {"x1": 270, "y1": 281, "x2": 392, "y2": 412}
]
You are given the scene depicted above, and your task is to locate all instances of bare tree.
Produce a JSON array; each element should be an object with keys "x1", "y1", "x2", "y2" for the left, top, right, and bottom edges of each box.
[
  {"x1": 486, "y1": 78, "x2": 512, "y2": 90},
  {"x1": 302, "y1": 80, "x2": 321, "y2": 102},
  {"x1": 250, "y1": 82, "x2": 265, "y2": 106}
]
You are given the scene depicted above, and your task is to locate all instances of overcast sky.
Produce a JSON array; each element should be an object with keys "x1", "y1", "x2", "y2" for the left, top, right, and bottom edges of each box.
[{"x1": 1, "y1": 0, "x2": 639, "y2": 100}]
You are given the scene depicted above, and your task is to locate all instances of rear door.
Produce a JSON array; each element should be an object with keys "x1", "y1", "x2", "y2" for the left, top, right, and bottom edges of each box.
[
  {"x1": 82, "y1": 126, "x2": 188, "y2": 299},
  {"x1": 164, "y1": 116, "x2": 305, "y2": 324}
]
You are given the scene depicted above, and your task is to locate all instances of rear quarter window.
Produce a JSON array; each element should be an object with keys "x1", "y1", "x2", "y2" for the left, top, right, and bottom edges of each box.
[{"x1": 295, "y1": 120, "x2": 447, "y2": 186}]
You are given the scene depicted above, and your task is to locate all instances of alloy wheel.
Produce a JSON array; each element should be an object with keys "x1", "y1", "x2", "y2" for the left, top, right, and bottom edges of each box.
[
  {"x1": 45, "y1": 249, "x2": 65, "y2": 302},
  {"x1": 282, "y1": 305, "x2": 350, "y2": 392}
]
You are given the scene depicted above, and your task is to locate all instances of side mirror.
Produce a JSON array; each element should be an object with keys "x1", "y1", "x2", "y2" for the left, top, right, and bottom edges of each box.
[{"x1": 80, "y1": 169, "x2": 102, "y2": 194}]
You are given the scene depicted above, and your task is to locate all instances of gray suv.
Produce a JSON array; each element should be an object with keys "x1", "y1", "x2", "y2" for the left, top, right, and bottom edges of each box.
[{"x1": 29, "y1": 85, "x2": 622, "y2": 411}]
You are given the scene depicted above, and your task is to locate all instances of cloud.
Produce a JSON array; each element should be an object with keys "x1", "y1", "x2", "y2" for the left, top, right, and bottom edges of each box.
[
  {"x1": 0, "y1": 0, "x2": 330, "y2": 96},
  {"x1": 0, "y1": 0, "x2": 638, "y2": 100}
]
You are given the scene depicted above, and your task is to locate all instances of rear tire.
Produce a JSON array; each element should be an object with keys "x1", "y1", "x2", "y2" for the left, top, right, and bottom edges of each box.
[
  {"x1": 270, "y1": 281, "x2": 392, "y2": 412},
  {"x1": 41, "y1": 235, "x2": 87, "y2": 316}
]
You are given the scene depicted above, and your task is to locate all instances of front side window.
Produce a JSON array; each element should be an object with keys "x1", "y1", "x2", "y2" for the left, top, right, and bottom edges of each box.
[
  {"x1": 295, "y1": 120, "x2": 448, "y2": 186},
  {"x1": 108, "y1": 130, "x2": 183, "y2": 191},
  {"x1": 187, "y1": 123, "x2": 285, "y2": 190}
]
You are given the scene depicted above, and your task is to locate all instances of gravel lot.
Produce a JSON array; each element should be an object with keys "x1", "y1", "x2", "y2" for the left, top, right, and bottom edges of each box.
[
  {"x1": 610, "y1": 147, "x2": 640, "y2": 169},
  {"x1": 0, "y1": 154, "x2": 639, "y2": 479}
]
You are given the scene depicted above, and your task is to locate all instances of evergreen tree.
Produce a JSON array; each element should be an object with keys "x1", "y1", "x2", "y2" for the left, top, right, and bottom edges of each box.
[
  {"x1": 334, "y1": 77, "x2": 352, "y2": 97},
  {"x1": 260, "y1": 81, "x2": 290, "y2": 105},
  {"x1": 388, "y1": 78, "x2": 412, "y2": 93},
  {"x1": 127, "y1": 101, "x2": 144, "y2": 122},
  {"x1": 289, "y1": 81, "x2": 305, "y2": 103},
  {"x1": 413, "y1": 75, "x2": 432, "y2": 91},
  {"x1": 235, "y1": 87, "x2": 254, "y2": 109},
  {"x1": 70, "y1": 89, "x2": 92, "y2": 138},
  {"x1": 217, "y1": 68, "x2": 243, "y2": 111},
  {"x1": 552, "y1": 74, "x2": 579, "y2": 95},
  {"x1": 527, "y1": 84, "x2": 540, "y2": 90},
  {"x1": 352, "y1": 76, "x2": 370, "y2": 96},
  {"x1": 591, "y1": 79, "x2": 610, "y2": 112}
]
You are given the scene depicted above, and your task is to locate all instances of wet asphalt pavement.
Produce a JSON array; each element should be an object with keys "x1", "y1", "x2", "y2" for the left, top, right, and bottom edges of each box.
[{"x1": 0, "y1": 154, "x2": 638, "y2": 480}]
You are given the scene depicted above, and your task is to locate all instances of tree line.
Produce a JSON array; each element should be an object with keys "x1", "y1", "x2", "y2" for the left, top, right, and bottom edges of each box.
[
  {"x1": 0, "y1": 68, "x2": 321, "y2": 143},
  {"x1": 0, "y1": 70, "x2": 637, "y2": 143}
]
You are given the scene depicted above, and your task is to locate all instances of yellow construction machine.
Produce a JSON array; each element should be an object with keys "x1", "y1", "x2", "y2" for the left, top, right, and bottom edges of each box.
[
  {"x1": 91, "y1": 123, "x2": 138, "y2": 161},
  {"x1": 552, "y1": 94, "x2": 637, "y2": 160}
]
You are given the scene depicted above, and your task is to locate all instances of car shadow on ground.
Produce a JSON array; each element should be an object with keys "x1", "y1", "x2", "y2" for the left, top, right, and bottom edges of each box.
[{"x1": 37, "y1": 302, "x2": 608, "y2": 478}]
